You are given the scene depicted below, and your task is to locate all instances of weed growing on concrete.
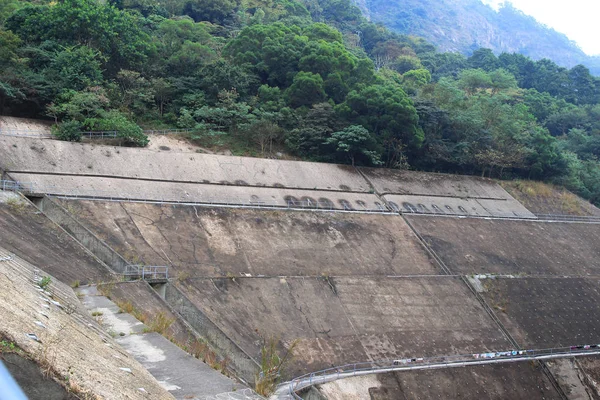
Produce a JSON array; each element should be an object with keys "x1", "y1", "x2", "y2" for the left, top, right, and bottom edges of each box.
[
  {"x1": 39, "y1": 276, "x2": 52, "y2": 290},
  {"x1": 225, "y1": 272, "x2": 236, "y2": 282},
  {"x1": 0, "y1": 339, "x2": 18, "y2": 353},
  {"x1": 5, "y1": 197, "x2": 26, "y2": 213},
  {"x1": 176, "y1": 271, "x2": 191, "y2": 282},
  {"x1": 91, "y1": 311, "x2": 103, "y2": 317},
  {"x1": 255, "y1": 337, "x2": 299, "y2": 396},
  {"x1": 97, "y1": 281, "x2": 115, "y2": 298},
  {"x1": 37, "y1": 323, "x2": 67, "y2": 378},
  {"x1": 142, "y1": 312, "x2": 175, "y2": 335},
  {"x1": 113, "y1": 299, "x2": 145, "y2": 321},
  {"x1": 71, "y1": 280, "x2": 80, "y2": 288}
]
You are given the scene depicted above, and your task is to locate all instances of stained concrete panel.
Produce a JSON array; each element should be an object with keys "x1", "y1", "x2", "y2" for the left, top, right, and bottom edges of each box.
[
  {"x1": 57, "y1": 201, "x2": 439, "y2": 277},
  {"x1": 359, "y1": 168, "x2": 512, "y2": 199},
  {"x1": 480, "y1": 277, "x2": 600, "y2": 349},
  {"x1": 312, "y1": 362, "x2": 562, "y2": 399},
  {"x1": 0, "y1": 193, "x2": 111, "y2": 285},
  {"x1": 475, "y1": 198, "x2": 536, "y2": 218},
  {"x1": 9, "y1": 173, "x2": 384, "y2": 211},
  {"x1": 1, "y1": 136, "x2": 369, "y2": 192},
  {"x1": 178, "y1": 276, "x2": 510, "y2": 376},
  {"x1": 406, "y1": 215, "x2": 600, "y2": 276},
  {"x1": 384, "y1": 194, "x2": 493, "y2": 216}
]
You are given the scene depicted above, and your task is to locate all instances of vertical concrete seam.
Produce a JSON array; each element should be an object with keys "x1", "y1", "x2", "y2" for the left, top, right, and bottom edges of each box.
[{"x1": 401, "y1": 213, "x2": 568, "y2": 399}]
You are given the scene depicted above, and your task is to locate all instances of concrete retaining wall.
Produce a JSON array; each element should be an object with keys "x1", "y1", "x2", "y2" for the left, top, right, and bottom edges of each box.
[
  {"x1": 384, "y1": 194, "x2": 536, "y2": 218},
  {"x1": 37, "y1": 196, "x2": 128, "y2": 274},
  {"x1": 0, "y1": 136, "x2": 369, "y2": 192},
  {"x1": 9, "y1": 173, "x2": 385, "y2": 211},
  {"x1": 164, "y1": 283, "x2": 260, "y2": 384},
  {"x1": 359, "y1": 168, "x2": 511, "y2": 199}
]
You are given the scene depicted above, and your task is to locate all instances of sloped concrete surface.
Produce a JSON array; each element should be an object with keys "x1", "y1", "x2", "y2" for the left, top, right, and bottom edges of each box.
[
  {"x1": 9, "y1": 172, "x2": 384, "y2": 211},
  {"x1": 0, "y1": 136, "x2": 369, "y2": 192},
  {"x1": 78, "y1": 285, "x2": 246, "y2": 399},
  {"x1": 0, "y1": 248, "x2": 172, "y2": 399},
  {"x1": 59, "y1": 202, "x2": 440, "y2": 277}
]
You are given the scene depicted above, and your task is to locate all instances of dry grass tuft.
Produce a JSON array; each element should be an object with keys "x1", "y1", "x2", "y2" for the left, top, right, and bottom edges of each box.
[{"x1": 143, "y1": 312, "x2": 175, "y2": 335}]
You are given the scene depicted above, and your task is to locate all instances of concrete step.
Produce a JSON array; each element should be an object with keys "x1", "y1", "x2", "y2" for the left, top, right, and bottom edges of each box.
[{"x1": 77, "y1": 285, "x2": 247, "y2": 399}]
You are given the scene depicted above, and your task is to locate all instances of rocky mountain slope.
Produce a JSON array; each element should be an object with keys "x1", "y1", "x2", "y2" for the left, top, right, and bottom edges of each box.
[{"x1": 357, "y1": 0, "x2": 600, "y2": 74}]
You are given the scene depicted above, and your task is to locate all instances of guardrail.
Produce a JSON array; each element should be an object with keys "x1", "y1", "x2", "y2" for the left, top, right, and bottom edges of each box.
[
  {"x1": 0, "y1": 179, "x2": 392, "y2": 213},
  {"x1": 402, "y1": 208, "x2": 600, "y2": 224},
  {"x1": 0, "y1": 127, "x2": 201, "y2": 139},
  {"x1": 123, "y1": 265, "x2": 169, "y2": 281},
  {"x1": 3, "y1": 179, "x2": 599, "y2": 221},
  {"x1": 0, "y1": 129, "x2": 52, "y2": 138},
  {"x1": 198, "y1": 388, "x2": 265, "y2": 400},
  {"x1": 282, "y1": 344, "x2": 600, "y2": 399},
  {"x1": 535, "y1": 213, "x2": 600, "y2": 222}
]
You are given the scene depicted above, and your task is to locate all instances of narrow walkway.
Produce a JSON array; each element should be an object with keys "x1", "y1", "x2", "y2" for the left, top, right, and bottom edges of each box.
[{"x1": 77, "y1": 285, "x2": 246, "y2": 399}]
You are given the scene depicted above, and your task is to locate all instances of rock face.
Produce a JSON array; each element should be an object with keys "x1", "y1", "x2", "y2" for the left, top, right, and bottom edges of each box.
[{"x1": 358, "y1": 0, "x2": 600, "y2": 74}]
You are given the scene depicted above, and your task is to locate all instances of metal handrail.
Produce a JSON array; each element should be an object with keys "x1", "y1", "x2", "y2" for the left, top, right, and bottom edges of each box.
[
  {"x1": 281, "y1": 344, "x2": 600, "y2": 399},
  {"x1": 3, "y1": 179, "x2": 599, "y2": 221},
  {"x1": 0, "y1": 127, "x2": 201, "y2": 139},
  {"x1": 123, "y1": 265, "x2": 169, "y2": 281}
]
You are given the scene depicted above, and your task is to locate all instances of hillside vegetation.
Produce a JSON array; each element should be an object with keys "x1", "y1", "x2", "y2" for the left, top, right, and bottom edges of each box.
[
  {"x1": 359, "y1": 0, "x2": 600, "y2": 74},
  {"x1": 0, "y1": 0, "x2": 600, "y2": 205}
]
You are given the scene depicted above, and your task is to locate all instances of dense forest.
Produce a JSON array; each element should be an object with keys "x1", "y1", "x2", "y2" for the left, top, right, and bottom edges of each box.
[
  {"x1": 359, "y1": 0, "x2": 600, "y2": 75},
  {"x1": 0, "y1": 0, "x2": 599, "y2": 205}
]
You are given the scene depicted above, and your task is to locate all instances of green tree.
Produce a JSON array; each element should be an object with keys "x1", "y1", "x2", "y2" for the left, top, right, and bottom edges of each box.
[
  {"x1": 6, "y1": 0, "x2": 153, "y2": 72},
  {"x1": 337, "y1": 84, "x2": 421, "y2": 151},
  {"x1": 285, "y1": 71, "x2": 326, "y2": 107},
  {"x1": 182, "y1": 0, "x2": 240, "y2": 23},
  {"x1": 326, "y1": 125, "x2": 381, "y2": 165}
]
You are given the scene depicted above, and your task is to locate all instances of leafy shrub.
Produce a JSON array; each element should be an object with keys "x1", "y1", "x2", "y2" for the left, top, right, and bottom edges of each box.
[
  {"x1": 89, "y1": 111, "x2": 149, "y2": 147},
  {"x1": 52, "y1": 120, "x2": 82, "y2": 142}
]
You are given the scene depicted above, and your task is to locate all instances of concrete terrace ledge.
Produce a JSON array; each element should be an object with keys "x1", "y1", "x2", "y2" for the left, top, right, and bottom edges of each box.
[
  {"x1": 0, "y1": 136, "x2": 369, "y2": 192},
  {"x1": 0, "y1": 135, "x2": 541, "y2": 219}
]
